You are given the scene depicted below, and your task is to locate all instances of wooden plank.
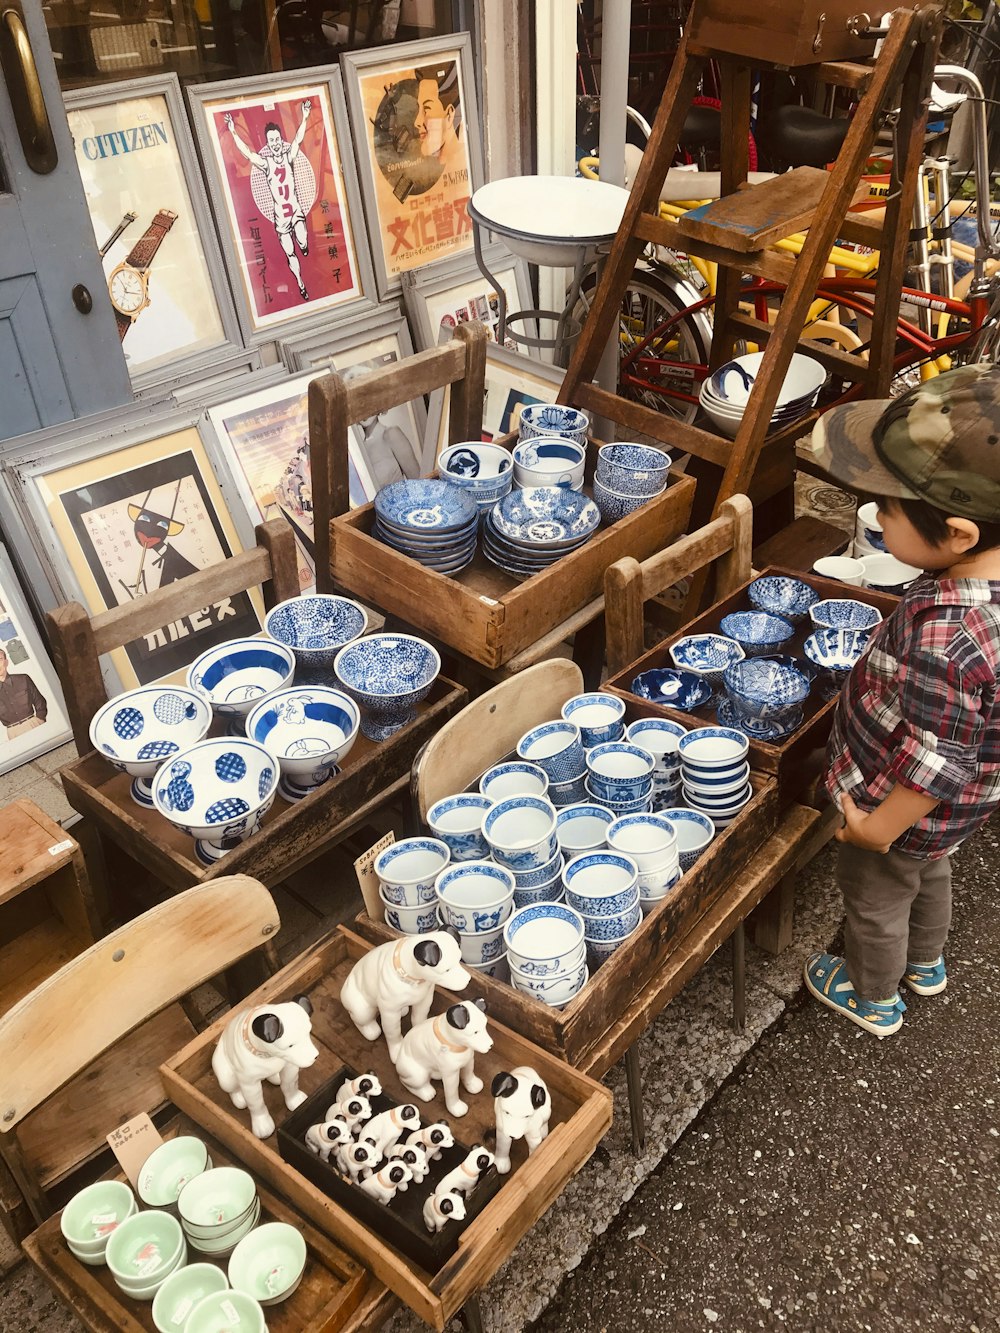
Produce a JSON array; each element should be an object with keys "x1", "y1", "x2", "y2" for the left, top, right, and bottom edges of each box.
[
  {"x1": 750, "y1": 870, "x2": 796, "y2": 954},
  {"x1": 573, "y1": 382, "x2": 732, "y2": 466},
  {"x1": 817, "y1": 60, "x2": 875, "y2": 91},
  {"x1": 676, "y1": 167, "x2": 831, "y2": 253},
  {"x1": 836, "y1": 210, "x2": 885, "y2": 247},
  {"x1": 0, "y1": 916, "x2": 89, "y2": 1017},
  {"x1": 0, "y1": 801, "x2": 78, "y2": 906},
  {"x1": 46, "y1": 602, "x2": 106, "y2": 753},
  {"x1": 752, "y1": 515, "x2": 850, "y2": 570},
  {"x1": 726, "y1": 310, "x2": 872, "y2": 384},
  {"x1": 447, "y1": 323, "x2": 488, "y2": 446},
  {"x1": 635, "y1": 213, "x2": 799, "y2": 285}
]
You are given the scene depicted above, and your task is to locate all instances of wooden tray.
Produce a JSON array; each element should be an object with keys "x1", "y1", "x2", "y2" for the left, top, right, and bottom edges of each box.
[
  {"x1": 604, "y1": 567, "x2": 899, "y2": 790},
  {"x1": 330, "y1": 472, "x2": 696, "y2": 669},
  {"x1": 160, "y1": 928, "x2": 612, "y2": 1330},
  {"x1": 22, "y1": 1114, "x2": 382, "y2": 1333},
  {"x1": 58, "y1": 678, "x2": 467, "y2": 891}
]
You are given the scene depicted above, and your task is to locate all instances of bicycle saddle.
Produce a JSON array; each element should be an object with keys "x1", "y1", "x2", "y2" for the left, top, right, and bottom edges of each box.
[
  {"x1": 759, "y1": 105, "x2": 850, "y2": 168},
  {"x1": 679, "y1": 104, "x2": 721, "y2": 152}
]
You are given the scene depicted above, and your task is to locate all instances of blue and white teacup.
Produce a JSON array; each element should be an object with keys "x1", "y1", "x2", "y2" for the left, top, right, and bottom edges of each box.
[
  {"x1": 381, "y1": 897, "x2": 439, "y2": 934},
  {"x1": 560, "y1": 693, "x2": 627, "y2": 749},
  {"x1": 511, "y1": 846, "x2": 564, "y2": 889},
  {"x1": 517, "y1": 402, "x2": 589, "y2": 445},
  {"x1": 436, "y1": 912, "x2": 508, "y2": 966},
  {"x1": 509, "y1": 957, "x2": 589, "y2": 1007},
  {"x1": 513, "y1": 881, "x2": 565, "y2": 909},
  {"x1": 516, "y1": 721, "x2": 585, "y2": 784},
  {"x1": 427, "y1": 793, "x2": 493, "y2": 862},
  {"x1": 595, "y1": 442, "x2": 671, "y2": 497},
  {"x1": 479, "y1": 761, "x2": 549, "y2": 801},
  {"x1": 579, "y1": 899, "x2": 642, "y2": 941},
  {"x1": 586, "y1": 917, "x2": 642, "y2": 965},
  {"x1": 657, "y1": 807, "x2": 716, "y2": 872},
  {"x1": 435, "y1": 860, "x2": 514, "y2": 934},
  {"x1": 556, "y1": 803, "x2": 614, "y2": 854},
  {"x1": 585, "y1": 742, "x2": 656, "y2": 804},
  {"x1": 375, "y1": 837, "x2": 450, "y2": 906},
  {"x1": 562, "y1": 850, "x2": 639, "y2": 918},
  {"x1": 483, "y1": 795, "x2": 558, "y2": 872},
  {"x1": 547, "y1": 772, "x2": 590, "y2": 807}
]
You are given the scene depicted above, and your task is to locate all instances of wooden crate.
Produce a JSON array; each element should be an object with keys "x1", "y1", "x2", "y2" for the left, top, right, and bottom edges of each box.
[
  {"x1": 687, "y1": 0, "x2": 880, "y2": 67},
  {"x1": 58, "y1": 678, "x2": 467, "y2": 892},
  {"x1": 331, "y1": 473, "x2": 696, "y2": 670},
  {"x1": 604, "y1": 567, "x2": 899, "y2": 790},
  {"x1": 160, "y1": 928, "x2": 612, "y2": 1330},
  {"x1": 22, "y1": 1114, "x2": 379, "y2": 1333}
]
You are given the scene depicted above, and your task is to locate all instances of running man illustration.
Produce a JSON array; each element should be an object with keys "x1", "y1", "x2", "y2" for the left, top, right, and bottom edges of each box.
[{"x1": 224, "y1": 101, "x2": 315, "y2": 300}]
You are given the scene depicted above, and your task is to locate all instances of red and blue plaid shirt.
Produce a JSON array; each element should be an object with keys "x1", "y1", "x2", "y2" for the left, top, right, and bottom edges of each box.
[{"x1": 824, "y1": 575, "x2": 1000, "y2": 859}]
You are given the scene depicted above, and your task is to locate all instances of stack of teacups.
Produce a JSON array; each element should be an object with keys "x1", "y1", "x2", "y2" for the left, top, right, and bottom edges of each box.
[
  {"x1": 482, "y1": 792, "x2": 564, "y2": 913},
  {"x1": 177, "y1": 1167, "x2": 260, "y2": 1259},
  {"x1": 593, "y1": 443, "x2": 672, "y2": 524},
  {"x1": 105, "y1": 1209, "x2": 187, "y2": 1300},
  {"x1": 656, "y1": 808, "x2": 717, "y2": 872},
  {"x1": 437, "y1": 442, "x2": 514, "y2": 516},
  {"x1": 516, "y1": 720, "x2": 588, "y2": 807},
  {"x1": 517, "y1": 402, "x2": 589, "y2": 445},
  {"x1": 853, "y1": 501, "x2": 886, "y2": 557},
  {"x1": 375, "y1": 837, "x2": 451, "y2": 935},
  {"x1": 606, "y1": 813, "x2": 681, "y2": 914},
  {"x1": 555, "y1": 803, "x2": 614, "y2": 857},
  {"x1": 584, "y1": 741, "x2": 655, "y2": 814},
  {"x1": 560, "y1": 692, "x2": 626, "y2": 748},
  {"x1": 503, "y1": 901, "x2": 589, "y2": 1007},
  {"x1": 625, "y1": 717, "x2": 685, "y2": 812},
  {"x1": 479, "y1": 761, "x2": 549, "y2": 801},
  {"x1": 435, "y1": 860, "x2": 515, "y2": 976},
  {"x1": 427, "y1": 794, "x2": 493, "y2": 861},
  {"x1": 138, "y1": 1136, "x2": 213, "y2": 1211},
  {"x1": 562, "y1": 851, "x2": 642, "y2": 965},
  {"x1": 61, "y1": 1179, "x2": 138, "y2": 1267},
  {"x1": 512, "y1": 437, "x2": 587, "y2": 490},
  {"x1": 677, "y1": 727, "x2": 752, "y2": 828}
]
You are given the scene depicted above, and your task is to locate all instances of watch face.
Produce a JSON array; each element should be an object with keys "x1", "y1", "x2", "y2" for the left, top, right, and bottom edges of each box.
[{"x1": 109, "y1": 266, "x2": 146, "y2": 315}]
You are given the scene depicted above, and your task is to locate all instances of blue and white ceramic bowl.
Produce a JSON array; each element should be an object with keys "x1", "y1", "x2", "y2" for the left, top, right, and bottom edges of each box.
[
  {"x1": 511, "y1": 847, "x2": 564, "y2": 890},
  {"x1": 479, "y1": 762, "x2": 549, "y2": 801},
  {"x1": 747, "y1": 575, "x2": 819, "y2": 624},
  {"x1": 483, "y1": 794, "x2": 558, "y2": 872},
  {"x1": 657, "y1": 807, "x2": 716, "y2": 871},
  {"x1": 606, "y1": 813, "x2": 678, "y2": 872},
  {"x1": 722, "y1": 658, "x2": 810, "y2": 728},
  {"x1": 547, "y1": 773, "x2": 590, "y2": 807},
  {"x1": 579, "y1": 899, "x2": 642, "y2": 941},
  {"x1": 719, "y1": 611, "x2": 795, "y2": 658},
  {"x1": 629, "y1": 668, "x2": 712, "y2": 712},
  {"x1": 560, "y1": 693, "x2": 626, "y2": 749},
  {"x1": 586, "y1": 917, "x2": 642, "y2": 965},
  {"x1": 375, "y1": 477, "x2": 478, "y2": 533},
  {"x1": 595, "y1": 443, "x2": 671, "y2": 497},
  {"x1": 585, "y1": 743, "x2": 655, "y2": 802},
  {"x1": 755, "y1": 653, "x2": 818, "y2": 684},
  {"x1": 375, "y1": 837, "x2": 450, "y2": 906},
  {"x1": 637, "y1": 862, "x2": 682, "y2": 900},
  {"x1": 677, "y1": 726, "x2": 750, "y2": 775},
  {"x1": 593, "y1": 476, "x2": 663, "y2": 526},
  {"x1": 381, "y1": 898, "x2": 439, "y2": 934},
  {"x1": 439, "y1": 915, "x2": 508, "y2": 966},
  {"x1": 556, "y1": 803, "x2": 614, "y2": 854},
  {"x1": 264, "y1": 596, "x2": 368, "y2": 677},
  {"x1": 717, "y1": 698, "x2": 803, "y2": 740},
  {"x1": 512, "y1": 437, "x2": 587, "y2": 490},
  {"x1": 669, "y1": 634, "x2": 745, "y2": 688},
  {"x1": 509, "y1": 958, "x2": 589, "y2": 1007},
  {"x1": 90, "y1": 687, "x2": 212, "y2": 808},
  {"x1": 517, "y1": 402, "x2": 589, "y2": 445},
  {"x1": 809, "y1": 598, "x2": 883, "y2": 631},
  {"x1": 245, "y1": 687, "x2": 360, "y2": 802},
  {"x1": 503, "y1": 901, "x2": 586, "y2": 973},
  {"x1": 584, "y1": 778, "x2": 651, "y2": 815},
  {"x1": 625, "y1": 716, "x2": 686, "y2": 764},
  {"x1": 513, "y1": 881, "x2": 565, "y2": 910},
  {"x1": 516, "y1": 720, "x2": 585, "y2": 784},
  {"x1": 427, "y1": 793, "x2": 494, "y2": 862},
  {"x1": 438, "y1": 442, "x2": 514, "y2": 484},
  {"x1": 562, "y1": 850, "x2": 639, "y2": 918},
  {"x1": 802, "y1": 627, "x2": 872, "y2": 675},
  {"x1": 683, "y1": 782, "x2": 752, "y2": 818},
  {"x1": 435, "y1": 860, "x2": 515, "y2": 934},
  {"x1": 333, "y1": 633, "x2": 441, "y2": 741},
  {"x1": 683, "y1": 761, "x2": 751, "y2": 797},
  {"x1": 467, "y1": 951, "x2": 510, "y2": 981},
  {"x1": 187, "y1": 639, "x2": 295, "y2": 726},
  {"x1": 492, "y1": 487, "x2": 600, "y2": 547},
  {"x1": 152, "y1": 739, "x2": 278, "y2": 865}
]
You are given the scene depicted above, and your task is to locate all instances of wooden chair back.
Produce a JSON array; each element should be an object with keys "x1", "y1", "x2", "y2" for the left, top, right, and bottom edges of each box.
[
  {"x1": 0, "y1": 875, "x2": 279, "y2": 1233},
  {"x1": 45, "y1": 519, "x2": 300, "y2": 753},
  {"x1": 604, "y1": 494, "x2": 754, "y2": 677},
  {"x1": 411, "y1": 659, "x2": 584, "y2": 822},
  {"x1": 308, "y1": 321, "x2": 488, "y2": 594}
]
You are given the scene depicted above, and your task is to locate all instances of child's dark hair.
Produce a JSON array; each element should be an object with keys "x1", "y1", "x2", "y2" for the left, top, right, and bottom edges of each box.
[{"x1": 875, "y1": 494, "x2": 1000, "y2": 554}]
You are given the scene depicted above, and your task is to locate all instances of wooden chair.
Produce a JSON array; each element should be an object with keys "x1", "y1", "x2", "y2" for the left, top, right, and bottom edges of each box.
[{"x1": 0, "y1": 876, "x2": 279, "y2": 1243}]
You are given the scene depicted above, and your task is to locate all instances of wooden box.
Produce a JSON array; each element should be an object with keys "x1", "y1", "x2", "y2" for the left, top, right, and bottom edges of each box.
[
  {"x1": 604, "y1": 567, "x2": 899, "y2": 791},
  {"x1": 160, "y1": 928, "x2": 612, "y2": 1330},
  {"x1": 687, "y1": 0, "x2": 880, "y2": 66},
  {"x1": 330, "y1": 474, "x2": 696, "y2": 670},
  {"x1": 59, "y1": 678, "x2": 467, "y2": 892}
]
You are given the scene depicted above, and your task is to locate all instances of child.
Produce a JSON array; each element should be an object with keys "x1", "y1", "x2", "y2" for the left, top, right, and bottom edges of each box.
[{"x1": 804, "y1": 362, "x2": 1000, "y2": 1036}]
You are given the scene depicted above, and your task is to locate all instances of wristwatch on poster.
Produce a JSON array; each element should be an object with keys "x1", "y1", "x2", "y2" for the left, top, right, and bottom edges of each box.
[{"x1": 107, "y1": 208, "x2": 178, "y2": 341}]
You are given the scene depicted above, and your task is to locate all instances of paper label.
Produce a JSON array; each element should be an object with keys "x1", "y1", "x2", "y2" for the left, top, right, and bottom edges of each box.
[
  {"x1": 90, "y1": 1211, "x2": 119, "y2": 1238},
  {"x1": 48, "y1": 839, "x2": 74, "y2": 855},
  {"x1": 355, "y1": 831, "x2": 394, "y2": 921},
  {"x1": 171, "y1": 1297, "x2": 194, "y2": 1325},
  {"x1": 107, "y1": 1113, "x2": 163, "y2": 1189},
  {"x1": 221, "y1": 1298, "x2": 241, "y2": 1324}
]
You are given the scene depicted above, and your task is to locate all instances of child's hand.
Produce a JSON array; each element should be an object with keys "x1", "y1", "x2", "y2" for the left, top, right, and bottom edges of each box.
[{"x1": 835, "y1": 792, "x2": 893, "y2": 853}]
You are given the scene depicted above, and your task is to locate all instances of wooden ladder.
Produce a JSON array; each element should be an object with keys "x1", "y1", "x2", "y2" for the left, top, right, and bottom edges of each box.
[{"x1": 559, "y1": 1, "x2": 944, "y2": 536}]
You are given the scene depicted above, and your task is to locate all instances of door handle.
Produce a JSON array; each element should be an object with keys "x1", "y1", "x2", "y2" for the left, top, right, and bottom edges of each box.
[{"x1": 0, "y1": 3, "x2": 57, "y2": 174}]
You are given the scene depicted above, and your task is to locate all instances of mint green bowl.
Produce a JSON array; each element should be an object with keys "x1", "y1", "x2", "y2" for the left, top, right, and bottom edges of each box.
[
  {"x1": 178, "y1": 1167, "x2": 257, "y2": 1236},
  {"x1": 106, "y1": 1209, "x2": 184, "y2": 1289},
  {"x1": 61, "y1": 1180, "x2": 136, "y2": 1253},
  {"x1": 228, "y1": 1221, "x2": 307, "y2": 1304},
  {"x1": 139, "y1": 1135, "x2": 212, "y2": 1208},
  {"x1": 152, "y1": 1263, "x2": 229, "y2": 1333},
  {"x1": 186, "y1": 1289, "x2": 267, "y2": 1332}
]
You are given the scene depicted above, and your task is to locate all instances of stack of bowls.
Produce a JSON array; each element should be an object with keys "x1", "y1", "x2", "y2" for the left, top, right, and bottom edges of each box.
[
  {"x1": 803, "y1": 626, "x2": 873, "y2": 699},
  {"x1": 152, "y1": 1264, "x2": 229, "y2": 1333},
  {"x1": 516, "y1": 720, "x2": 587, "y2": 806},
  {"x1": 720, "y1": 658, "x2": 811, "y2": 741},
  {"x1": 228, "y1": 1222, "x2": 307, "y2": 1306},
  {"x1": 373, "y1": 478, "x2": 479, "y2": 574},
  {"x1": 504, "y1": 901, "x2": 589, "y2": 1007},
  {"x1": 483, "y1": 794, "x2": 559, "y2": 873},
  {"x1": 105, "y1": 1209, "x2": 187, "y2": 1301},
  {"x1": 719, "y1": 610, "x2": 795, "y2": 659},
  {"x1": 629, "y1": 667, "x2": 712, "y2": 712},
  {"x1": 479, "y1": 761, "x2": 549, "y2": 801},
  {"x1": 669, "y1": 634, "x2": 745, "y2": 700},
  {"x1": 264, "y1": 594, "x2": 368, "y2": 682},
  {"x1": 606, "y1": 814, "x2": 680, "y2": 914},
  {"x1": 375, "y1": 837, "x2": 450, "y2": 934},
  {"x1": 435, "y1": 860, "x2": 514, "y2": 970},
  {"x1": 747, "y1": 574, "x2": 819, "y2": 624},
  {"x1": 563, "y1": 851, "x2": 642, "y2": 965},
  {"x1": 555, "y1": 803, "x2": 614, "y2": 857},
  {"x1": 593, "y1": 443, "x2": 672, "y2": 523},
  {"x1": 859, "y1": 553, "x2": 920, "y2": 595},
  {"x1": 560, "y1": 692, "x2": 625, "y2": 748},
  {"x1": 626, "y1": 717, "x2": 685, "y2": 812},
  {"x1": 657, "y1": 808, "x2": 716, "y2": 872},
  {"x1": 809, "y1": 598, "x2": 883, "y2": 632},
  {"x1": 138, "y1": 1136, "x2": 213, "y2": 1211},
  {"x1": 517, "y1": 403, "x2": 589, "y2": 444},
  {"x1": 89, "y1": 686, "x2": 213, "y2": 808},
  {"x1": 427, "y1": 793, "x2": 493, "y2": 861},
  {"x1": 698, "y1": 351, "x2": 826, "y2": 440},
  {"x1": 333, "y1": 632, "x2": 441, "y2": 741},
  {"x1": 177, "y1": 1167, "x2": 260, "y2": 1259},
  {"x1": 854, "y1": 501, "x2": 886, "y2": 556},
  {"x1": 61, "y1": 1180, "x2": 137, "y2": 1267},
  {"x1": 483, "y1": 487, "x2": 601, "y2": 579},
  {"x1": 438, "y1": 442, "x2": 514, "y2": 517},
  {"x1": 187, "y1": 639, "x2": 295, "y2": 734},
  {"x1": 677, "y1": 727, "x2": 752, "y2": 829},
  {"x1": 584, "y1": 742, "x2": 655, "y2": 814},
  {"x1": 508, "y1": 847, "x2": 565, "y2": 908},
  {"x1": 512, "y1": 437, "x2": 587, "y2": 490},
  {"x1": 245, "y1": 686, "x2": 360, "y2": 802}
]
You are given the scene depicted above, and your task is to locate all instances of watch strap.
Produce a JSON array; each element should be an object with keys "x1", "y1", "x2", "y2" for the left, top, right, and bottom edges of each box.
[
  {"x1": 114, "y1": 308, "x2": 132, "y2": 341},
  {"x1": 124, "y1": 209, "x2": 178, "y2": 271}
]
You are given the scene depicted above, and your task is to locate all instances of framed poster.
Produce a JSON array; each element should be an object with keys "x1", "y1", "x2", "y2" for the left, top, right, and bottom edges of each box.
[
  {"x1": 0, "y1": 545, "x2": 71, "y2": 775},
  {"x1": 187, "y1": 67, "x2": 375, "y2": 343},
  {"x1": 64, "y1": 75, "x2": 244, "y2": 393},
  {"x1": 401, "y1": 247, "x2": 534, "y2": 352},
  {"x1": 341, "y1": 34, "x2": 485, "y2": 298}
]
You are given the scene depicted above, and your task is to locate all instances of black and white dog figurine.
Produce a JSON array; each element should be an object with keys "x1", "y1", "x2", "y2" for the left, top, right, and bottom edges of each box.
[
  {"x1": 357, "y1": 1161, "x2": 411, "y2": 1203},
  {"x1": 422, "y1": 1186, "x2": 467, "y2": 1233},
  {"x1": 435, "y1": 1147, "x2": 495, "y2": 1197},
  {"x1": 211, "y1": 994, "x2": 317, "y2": 1139},
  {"x1": 324, "y1": 1093, "x2": 371, "y2": 1133},
  {"x1": 335, "y1": 1072, "x2": 382, "y2": 1104},
  {"x1": 337, "y1": 1140, "x2": 381, "y2": 1183},
  {"x1": 387, "y1": 1140, "x2": 430, "y2": 1184},
  {"x1": 304, "y1": 1116, "x2": 352, "y2": 1162},
  {"x1": 360, "y1": 1104, "x2": 420, "y2": 1156},
  {"x1": 407, "y1": 1122, "x2": 454, "y2": 1162},
  {"x1": 393, "y1": 999, "x2": 492, "y2": 1118},
  {"x1": 492, "y1": 1066, "x2": 551, "y2": 1174}
]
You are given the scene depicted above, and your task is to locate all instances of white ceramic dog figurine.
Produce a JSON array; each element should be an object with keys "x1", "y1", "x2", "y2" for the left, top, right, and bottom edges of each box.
[
  {"x1": 304, "y1": 1116, "x2": 352, "y2": 1163},
  {"x1": 422, "y1": 1186, "x2": 467, "y2": 1234},
  {"x1": 407, "y1": 1122, "x2": 454, "y2": 1162},
  {"x1": 491, "y1": 1066, "x2": 552, "y2": 1175},
  {"x1": 393, "y1": 999, "x2": 492, "y2": 1118},
  {"x1": 360, "y1": 1104, "x2": 421, "y2": 1155},
  {"x1": 357, "y1": 1161, "x2": 412, "y2": 1203},
  {"x1": 337, "y1": 1140, "x2": 381, "y2": 1182},
  {"x1": 211, "y1": 994, "x2": 317, "y2": 1139},
  {"x1": 336, "y1": 1072, "x2": 382, "y2": 1103},
  {"x1": 387, "y1": 1140, "x2": 430, "y2": 1184},
  {"x1": 436, "y1": 1147, "x2": 495, "y2": 1197},
  {"x1": 340, "y1": 931, "x2": 469, "y2": 1061},
  {"x1": 324, "y1": 1092, "x2": 371, "y2": 1133}
]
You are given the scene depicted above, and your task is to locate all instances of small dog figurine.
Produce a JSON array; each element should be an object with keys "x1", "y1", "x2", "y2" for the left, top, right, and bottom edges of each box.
[
  {"x1": 407, "y1": 1122, "x2": 455, "y2": 1162},
  {"x1": 360, "y1": 1104, "x2": 420, "y2": 1155},
  {"x1": 340, "y1": 930, "x2": 469, "y2": 1061},
  {"x1": 304, "y1": 1116, "x2": 352, "y2": 1162},
  {"x1": 336, "y1": 1072, "x2": 382, "y2": 1103},
  {"x1": 387, "y1": 1140, "x2": 430, "y2": 1184},
  {"x1": 211, "y1": 994, "x2": 317, "y2": 1139},
  {"x1": 492, "y1": 1067, "x2": 551, "y2": 1174},
  {"x1": 324, "y1": 1093, "x2": 371, "y2": 1133},
  {"x1": 337, "y1": 1140, "x2": 381, "y2": 1182},
  {"x1": 422, "y1": 1186, "x2": 467, "y2": 1234},
  {"x1": 436, "y1": 1147, "x2": 495, "y2": 1197},
  {"x1": 394, "y1": 999, "x2": 492, "y2": 1117},
  {"x1": 357, "y1": 1161, "x2": 411, "y2": 1203}
]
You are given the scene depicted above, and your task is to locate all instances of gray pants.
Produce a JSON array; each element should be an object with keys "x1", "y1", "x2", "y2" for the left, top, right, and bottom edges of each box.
[{"x1": 837, "y1": 842, "x2": 952, "y2": 1000}]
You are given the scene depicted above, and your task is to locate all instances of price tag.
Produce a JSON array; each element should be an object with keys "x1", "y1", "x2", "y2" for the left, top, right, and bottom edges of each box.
[
  {"x1": 48, "y1": 839, "x2": 74, "y2": 856},
  {"x1": 107, "y1": 1113, "x2": 163, "y2": 1189},
  {"x1": 355, "y1": 831, "x2": 395, "y2": 921}
]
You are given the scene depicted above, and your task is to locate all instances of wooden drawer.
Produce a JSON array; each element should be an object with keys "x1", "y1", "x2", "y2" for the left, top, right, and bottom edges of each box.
[{"x1": 687, "y1": 0, "x2": 882, "y2": 66}]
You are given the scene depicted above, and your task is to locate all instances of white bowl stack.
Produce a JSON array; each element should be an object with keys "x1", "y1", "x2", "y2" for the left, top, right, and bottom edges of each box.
[
  {"x1": 699, "y1": 352, "x2": 825, "y2": 440},
  {"x1": 503, "y1": 901, "x2": 589, "y2": 1007},
  {"x1": 606, "y1": 814, "x2": 681, "y2": 914},
  {"x1": 562, "y1": 851, "x2": 643, "y2": 967},
  {"x1": 677, "y1": 727, "x2": 753, "y2": 828},
  {"x1": 435, "y1": 860, "x2": 515, "y2": 975}
]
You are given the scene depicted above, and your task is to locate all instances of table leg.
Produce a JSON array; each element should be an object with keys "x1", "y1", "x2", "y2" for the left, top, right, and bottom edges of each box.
[
  {"x1": 732, "y1": 921, "x2": 746, "y2": 1033},
  {"x1": 461, "y1": 1295, "x2": 485, "y2": 1333},
  {"x1": 623, "y1": 1042, "x2": 645, "y2": 1155}
]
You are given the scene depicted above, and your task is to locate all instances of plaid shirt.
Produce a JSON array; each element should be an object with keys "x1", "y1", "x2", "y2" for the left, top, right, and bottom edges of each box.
[{"x1": 824, "y1": 575, "x2": 1000, "y2": 859}]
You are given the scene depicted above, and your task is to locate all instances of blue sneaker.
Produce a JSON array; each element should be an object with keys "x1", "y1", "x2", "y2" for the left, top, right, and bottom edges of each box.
[
  {"x1": 804, "y1": 952, "x2": 906, "y2": 1038},
  {"x1": 902, "y1": 956, "x2": 947, "y2": 996}
]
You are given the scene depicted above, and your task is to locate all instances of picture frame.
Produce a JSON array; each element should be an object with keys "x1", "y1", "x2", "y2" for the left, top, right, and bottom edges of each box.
[
  {"x1": 341, "y1": 34, "x2": 485, "y2": 299},
  {"x1": 0, "y1": 544, "x2": 72, "y2": 775},
  {"x1": 186, "y1": 66, "x2": 376, "y2": 344},
  {"x1": 63, "y1": 74, "x2": 246, "y2": 395},
  {"x1": 400, "y1": 245, "x2": 535, "y2": 352}
]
